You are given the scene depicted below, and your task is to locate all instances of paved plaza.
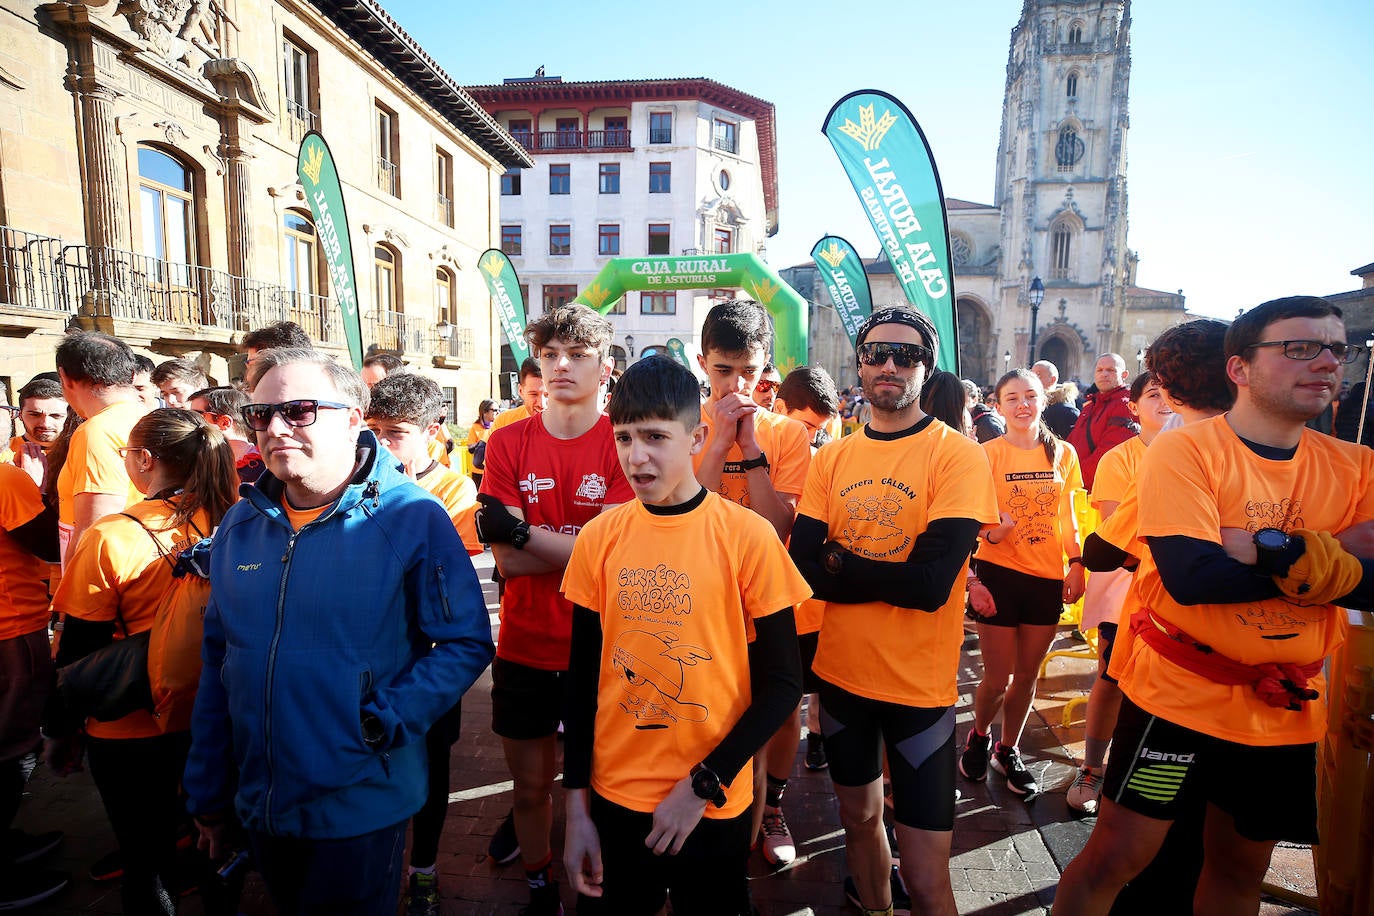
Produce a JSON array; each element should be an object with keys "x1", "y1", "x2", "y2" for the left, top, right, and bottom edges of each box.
[{"x1": 15, "y1": 551, "x2": 1318, "y2": 915}]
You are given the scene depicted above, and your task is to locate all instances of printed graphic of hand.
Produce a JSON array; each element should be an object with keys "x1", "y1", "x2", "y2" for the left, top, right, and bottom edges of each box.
[{"x1": 646, "y1": 776, "x2": 708, "y2": 855}]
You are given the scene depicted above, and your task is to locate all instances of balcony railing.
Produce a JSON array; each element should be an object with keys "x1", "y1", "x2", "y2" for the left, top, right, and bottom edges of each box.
[
  {"x1": 377, "y1": 157, "x2": 398, "y2": 196},
  {"x1": 444, "y1": 325, "x2": 476, "y2": 361},
  {"x1": 286, "y1": 101, "x2": 318, "y2": 142},
  {"x1": 512, "y1": 129, "x2": 634, "y2": 154},
  {"x1": 0, "y1": 227, "x2": 68, "y2": 312},
  {"x1": 436, "y1": 193, "x2": 453, "y2": 227},
  {"x1": 372, "y1": 310, "x2": 430, "y2": 355}
]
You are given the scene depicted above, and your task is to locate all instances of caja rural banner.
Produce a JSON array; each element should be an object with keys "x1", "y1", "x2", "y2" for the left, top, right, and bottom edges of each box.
[
  {"x1": 809, "y1": 235, "x2": 873, "y2": 349},
  {"x1": 296, "y1": 131, "x2": 363, "y2": 369},
  {"x1": 478, "y1": 249, "x2": 531, "y2": 366},
  {"x1": 822, "y1": 90, "x2": 958, "y2": 373}
]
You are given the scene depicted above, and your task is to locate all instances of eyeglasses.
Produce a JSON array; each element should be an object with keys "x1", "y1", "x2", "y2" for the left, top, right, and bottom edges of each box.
[
  {"x1": 857, "y1": 341, "x2": 932, "y2": 369},
  {"x1": 1244, "y1": 340, "x2": 1364, "y2": 364},
  {"x1": 116, "y1": 446, "x2": 153, "y2": 459},
  {"x1": 241, "y1": 399, "x2": 351, "y2": 431},
  {"x1": 754, "y1": 379, "x2": 779, "y2": 393}
]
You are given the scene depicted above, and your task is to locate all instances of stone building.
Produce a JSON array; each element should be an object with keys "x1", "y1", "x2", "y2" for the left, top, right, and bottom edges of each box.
[
  {"x1": 465, "y1": 74, "x2": 777, "y2": 371},
  {"x1": 0, "y1": 0, "x2": 530, "y2": 415}
]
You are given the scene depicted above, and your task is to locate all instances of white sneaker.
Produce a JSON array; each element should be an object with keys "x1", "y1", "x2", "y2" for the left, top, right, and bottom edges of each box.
[
  {"x1": 760, "y1": 806, "x2": 796, "y2": 867},
  {"x1": 1066, "y1": 766, "x2": 1104, "y2": 814}
]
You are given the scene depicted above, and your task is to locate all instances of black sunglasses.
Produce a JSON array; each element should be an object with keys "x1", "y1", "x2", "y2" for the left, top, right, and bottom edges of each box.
[
  {"x1": 857, "y1": 341, "x2": 932, "y2": 369},
  {"x1": 241, "y1": 399, "x2": 351, "y2": 432}
]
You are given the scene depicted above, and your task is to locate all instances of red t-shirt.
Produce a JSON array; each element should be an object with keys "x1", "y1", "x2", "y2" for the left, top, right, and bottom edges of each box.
[{"x1": 480, "y1": 414, "x2": 633, "y2": 670}]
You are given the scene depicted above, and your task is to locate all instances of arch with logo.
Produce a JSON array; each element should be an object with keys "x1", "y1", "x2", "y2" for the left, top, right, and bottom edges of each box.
[{"x1": 572, "y1": 254, "x2": 809, "y2": 372}]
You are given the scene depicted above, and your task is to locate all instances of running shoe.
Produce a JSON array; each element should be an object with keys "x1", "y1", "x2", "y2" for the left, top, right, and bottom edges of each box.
[
  {"x1": 1066, "y1": 766, "x2": 1104, "y2": 814},
  {"x1": 760, "y1": 806, "x2": 796, "y2": 867},
  {"x1": 958, "y1": 728, "x2": 991, "y2": 782},
  {"x1": 404, "y1": 870, "x2": 440, "y2": 916},
  {"x1": 487, "y1": 809, "x2": 521, "y2": 865},
  {"x1": 804, "y1": 732, "x2": 828, "y2": 771},
  {"x1": 518, "y1": 880, "x2": 564, "y2": 916},
  {"x1": 990, "y1": 743, "x2": 1039, "y2": 796}
]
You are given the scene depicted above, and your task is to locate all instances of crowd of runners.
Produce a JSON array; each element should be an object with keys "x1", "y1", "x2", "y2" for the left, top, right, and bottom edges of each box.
[{"x1": 1, "y1": 293, "x2": 1371, "y2": 916}]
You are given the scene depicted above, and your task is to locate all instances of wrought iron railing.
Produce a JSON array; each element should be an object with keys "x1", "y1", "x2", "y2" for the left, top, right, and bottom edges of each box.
[
  {"x1": 377, "y1": 157, "x2": 398, "y2": 196},
  {"x1": 523, "y1": 130, "x2": 633, "y2": 152},
  {"x1": 286, "y1": 101, "x2": 318, "y2": 142},
  {"x1": 436, "y1": 193, "x2": 453, "y2": 227},
  {"x1": 0, "y1": 227, "x2": 68, "y2": 312},
  {"x1": 445, "y1": 325, "x2": 475, "y2": 360},
  {"x1": 372, "y1": 310, "x2": 430, "y2": 355}
]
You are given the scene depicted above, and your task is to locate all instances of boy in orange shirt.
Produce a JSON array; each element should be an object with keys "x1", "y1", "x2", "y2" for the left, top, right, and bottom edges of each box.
[{"x1": 562, "y1": 356, "x2": 808, "y2": 915}]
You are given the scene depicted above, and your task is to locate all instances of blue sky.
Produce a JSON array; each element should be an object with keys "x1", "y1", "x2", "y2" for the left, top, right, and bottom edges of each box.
[{"x1": 387, "y1": 0, "x2": 1373, "y2": 320}]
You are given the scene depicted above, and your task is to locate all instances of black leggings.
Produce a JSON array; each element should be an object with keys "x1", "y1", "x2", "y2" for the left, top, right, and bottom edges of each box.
[{"x1": 410, "y1": 701, "x2": 462, "y2": 868}]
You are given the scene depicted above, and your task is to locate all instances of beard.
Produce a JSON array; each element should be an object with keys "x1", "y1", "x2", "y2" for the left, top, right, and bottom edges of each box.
[{"x1": 866, "y1": 374, "x2": 920, "y2": 412}]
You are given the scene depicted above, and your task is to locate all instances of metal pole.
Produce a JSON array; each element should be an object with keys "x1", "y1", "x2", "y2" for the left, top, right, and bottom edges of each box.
[
  {"x1": 1027, "y1": 302, "x2": 1040, "y2": 366},
  {"x1": 1357, "y1": 338, "x2": 1374, "y2": 446}
]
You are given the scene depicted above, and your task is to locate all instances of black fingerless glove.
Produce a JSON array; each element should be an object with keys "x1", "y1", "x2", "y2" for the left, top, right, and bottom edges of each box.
[{"x1": 475, "y1": 494, "x2": 520, "y2": 544}]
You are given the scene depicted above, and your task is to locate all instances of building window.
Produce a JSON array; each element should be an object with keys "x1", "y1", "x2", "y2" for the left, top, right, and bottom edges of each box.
[
  {"x1": 550, "y1": 163, "x2": 571, "y2": 195},
  {"x1": 283, "y1": 210, "x2": 319, "y2": 303},
  {"x1": 282, "y1": 35, "x2": 317, "y2": 140},
  {"x1": 719, "y1": 169, "x2": 731, "y2": 191},
  {"x1": 543, "y1": 284, "x2": 577, "y2": 312},
  {"x1": 598, "y1": 224, "x2": 620, "y2": 256},
  {"x1": 501, "y1": 168, "x2": 521, "y2": 196},
  {"x1": 1050, "y1": 221, "x2": 1074, "y2": 280},
  {"x1": 712, "y1": 118, "x2": 738, "y2": 155},
  {"x1": 1055, "y1": 125, "x2": 1083, "y2": 171},
  {"x1": 435, "y1": 148, "x2": 454, "y2": 227},
  {"x1": 509, "y1": 118, "x2": 533, "y2": 150},
  {"x1": 642, "y1": 292, "x2": 676, "y2": 315},
  {"x1": 607, "y1": 295, "x2": 625, "y2": 316},
  {"x1": 555, "y1": 117, "x2": 580, "y2": 148},
  {"x1": 501, "y1": 224, "x2": 522, "y2": 256},
  {"x1": 434, "y1": 267, "x2": 454, "y2": 324},
  {"x1": 649, "y1": 162, "x2": 671, "y2": 194},
  {"x1": 137, "y1": 146, "x2": 195, "y2": 284},
  {"x1": 376, "y1": 102, "x2": 399, "y2": 196},
  {"x1": 1066, "y1": 72, "x2": 1079, "y2": 99},
  {"x1": 374, "y1": 244, "x2": 400, "y2": 318},
  {"x1": 549, "y1": 224, "x2": 571, "y2": 256},
  {"x1": 713, "y1": 228, "x2": 733, "y2": 254},
  {"x1": 649, "y1": 111, "x2": 672, "y2": 144},
  {"x1": 647, "y1": 223, "x2": 671, "y2": 255},
  {"x1": 599, "y1": 163, "x2": 620, "y2": 194},
  {"x1": 602, "y1": 116, "x2": 628, "y2": 147},
  {"x1": 1068, "y1": 22, "x2": 1084, "y2": 44}
]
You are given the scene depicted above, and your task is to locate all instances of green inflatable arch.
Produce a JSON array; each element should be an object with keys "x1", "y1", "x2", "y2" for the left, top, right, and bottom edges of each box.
[{"x1": 572, "y1": 254, "x2": 809, "y2": 372}]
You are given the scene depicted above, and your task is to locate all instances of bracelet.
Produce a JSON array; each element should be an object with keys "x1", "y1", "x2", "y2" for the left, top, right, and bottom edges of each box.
[{"x1": 1067, "y1": 557, "x2": 1084, "y2": 567}]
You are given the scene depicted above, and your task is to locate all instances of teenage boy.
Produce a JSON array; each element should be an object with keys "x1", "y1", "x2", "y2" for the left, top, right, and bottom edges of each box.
[
  {"x1": 693, "y1": 300, "x2": 811, "y2": 867},
  {"x1": 789, "y1": 307, "x2": 998, "y2": 916},
  {"x1": 150, "y1": 358, "x2": 210, "y2": 408},
  {"x1": 476, "y1": 304, "x2": 633, "y2": 915},
  {"x1": 561, "y1": 356, "x2": 808, "y2": 915},
  {"x1": 1058, "y1": 297, "x2": 1374, "y2": 916},
  {"x1": 187, "y1": 386, "x2": 265, "y2": 485}
]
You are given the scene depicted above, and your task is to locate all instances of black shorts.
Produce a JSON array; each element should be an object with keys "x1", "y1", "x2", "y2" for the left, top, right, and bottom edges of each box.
[
  {"x1": 798, "y1": 631, "x2": 822, "y2": 694},
  {"x1": 974, "y1": 561, "x2": 1064, "y2": 627},
  {"x1": 490, "y1": 657, "x2": 566, "y2": 741},
  {"x1": 1104, "y1": 695, "x2": 1318, "y2": 844},
  {"x1": 575, "y1": 792, "x2": 752, "y2": 916},
  {"x1": 816, "y1": 680, "x2": 956, "y2": 831},
  {"x1": 1097, "y1": 622, "x2": 1119, "y2": 685}
]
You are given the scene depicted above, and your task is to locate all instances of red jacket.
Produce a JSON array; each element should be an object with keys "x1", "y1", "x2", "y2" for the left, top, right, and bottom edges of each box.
[{"x1": 1066, "y1": 384, "x2": 1138, "y2": 490}]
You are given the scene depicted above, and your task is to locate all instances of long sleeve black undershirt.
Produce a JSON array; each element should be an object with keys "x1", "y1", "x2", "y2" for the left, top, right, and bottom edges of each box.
[
  {"x1": 8, "y1": 502, "x2": 59, "y2": 563},
  {"x1": 1149, "y1": 534, "x2": 1374, "y2": 611},
  {"x1": 1083, "y1": 531, "x2": 1132, "y2": 572},
  {"x1": 563, "y1": 604, "x2": 801, "y2": 791},
  {"x1": 789, "y1": 515, "x2": 982, "y2": 611}
]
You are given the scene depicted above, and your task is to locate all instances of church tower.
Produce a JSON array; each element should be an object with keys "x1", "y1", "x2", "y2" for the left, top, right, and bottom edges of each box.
[{"x1": 991, "y1": 0, "x2": 1132, "y2": 380}]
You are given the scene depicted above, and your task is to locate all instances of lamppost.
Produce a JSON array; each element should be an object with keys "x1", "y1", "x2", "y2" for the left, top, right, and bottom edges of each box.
[
  {"x1": 1003, "y1": 350, "x2": 1011, "y2": 373},
  {"x1": 625, "y1": 334, "x2": 635, "y2": 360},
  {"x1": 1027, "y1": 276, "x2": 1045, "y2": 366},
  {"x1": 1136, "y1": 348, "x2": 1145, "y2": 372},
  {"x1": 435, "y1": 319, "x2": 453, "y2": 354}
]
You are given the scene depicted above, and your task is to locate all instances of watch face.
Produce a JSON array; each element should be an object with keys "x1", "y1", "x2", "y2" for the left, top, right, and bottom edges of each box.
[{"x1": 1255, "y1": 528, "x2": 1289, "y2": 550}]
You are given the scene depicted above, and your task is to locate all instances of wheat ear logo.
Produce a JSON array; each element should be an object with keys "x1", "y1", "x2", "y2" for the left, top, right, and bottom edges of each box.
[
  {"x1": 836, "y1": 103, "x2": 897, "y2": 152},
  {"x1": 581, "y1": 283, "x2": 610, "y2": 308},
  {"x1": 818, "y1": 242, "x2": 847, "y2": 268},
  {"x1": 748, "y1": 277, "x2": 781, "y2": 305},
  {"x1": 481, "y1": 253, "x2": 506, "y2": 278},
  {"x1": 301, "y1": 143, "x2": 324, "y2": 185}
]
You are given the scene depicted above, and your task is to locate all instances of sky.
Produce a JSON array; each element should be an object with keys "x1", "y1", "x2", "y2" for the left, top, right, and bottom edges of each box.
[{"x1": 386, "y1": 0, "x2": 1373, "y2": 320}]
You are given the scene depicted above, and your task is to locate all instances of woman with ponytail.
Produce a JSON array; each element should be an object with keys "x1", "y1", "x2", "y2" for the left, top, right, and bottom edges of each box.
[
  {"x1": 958, "y1": 369, "x2": 1085, "y2": 799},
  {"x1": 45, "y1": 408, "x2": 237, "y2": 914}
]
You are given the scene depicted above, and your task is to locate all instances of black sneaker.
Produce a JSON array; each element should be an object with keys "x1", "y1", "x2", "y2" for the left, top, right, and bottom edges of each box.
[
  {"x1": 487, "y1": 809, "x2": 521, "y2": 865},
  {"x1": 3, "y1": 829, "x2": 62, "y2": 865},
  {"x1": 804, "y1": 732, "x2": 829, "y2": 771},
  {"x1": 0, "y1": 866, "x2": 69, "y2": 910},
  {"x1": 990, "y1": 743, "x2": 1039, "y2": 796},
  {"x1": 519, "y1": 880, "x2": 563, "y2": 916},
  {"x1": 841, "y1": 867, "x2": 910, "y2": 916},
  {"x1": 88, "y1": 848, "x2": 123, "y2": 882},
  {"x1": 958, "y1": 729, "x2": 991, "y2": 781},
  {"x1": 404, "y1": 870, "x2": 440, "y2": 916}
]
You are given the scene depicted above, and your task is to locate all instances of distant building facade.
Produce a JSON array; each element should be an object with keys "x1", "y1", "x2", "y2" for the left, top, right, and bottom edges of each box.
[
  {"x1": 466, "y1": 75, "x2": 778, "y2": 371},
  {"x1": 0, "y1": 0, "x2": 530, "y2": 414}
]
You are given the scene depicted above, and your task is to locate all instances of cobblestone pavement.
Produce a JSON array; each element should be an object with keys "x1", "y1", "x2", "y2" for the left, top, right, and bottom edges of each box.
[{"x1": 16, "y1": 551, "x2": 1318, "y2": 914}]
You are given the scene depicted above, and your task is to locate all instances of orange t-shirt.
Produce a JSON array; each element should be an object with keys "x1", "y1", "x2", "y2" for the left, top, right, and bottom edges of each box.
[
  {"x1": 53, "y1": 498, "x2": 210, "y2": 739},
  {"x1": 800, "y1": 420, "x2": 999, "y2": 707},
  {"x1": 490, "y1": 405, "x2": 531, "y2": 435},
  {"x1": 1115, "y1": 417, "x2": 1374, "y2": 745},
  {"x1": 562, "y1": 493, "x2": 811, "y2": 818},
  {"x1": 977, "y1": 437, "x2": 1083, "y2": 581},
  {"x1": 1090, "y1": 436, "x2": 1146, "y2": 508},
  {"x1": 694, "y1": 406, "x2": 811, "y2": 510},
  {"x1": 416, "y1": 463, "x2": 481, "y2": 554},
  {"x1": 283, "y1": 500, "x2": 330, "y2": 531},
  {"x1": 0, "y1": 464, "x2": 51, "y2": 640},
  {"x1": 56, "y1": 399, "x2": 147, "y2": 567}
]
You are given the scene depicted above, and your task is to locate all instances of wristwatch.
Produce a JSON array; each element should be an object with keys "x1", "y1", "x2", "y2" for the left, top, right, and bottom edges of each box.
[
  {"x1": 361, "y1": 712, "x2": 386, "y2": 749},
  {"x1": 822, "y1": 541, "x2": 846, "y2": 576},
  {"x1": 1253, "y1": 528, "x2": 1293, "y2": 575},
  {"x1": 739, "y1": 451, "x2": 770, "y2": 471},
  {"x1": 690, "y1": 763, "x2": 726, "y2": 808},
  {"x1": 510, "y1": 520, "x2": 531, "y2": 550}
]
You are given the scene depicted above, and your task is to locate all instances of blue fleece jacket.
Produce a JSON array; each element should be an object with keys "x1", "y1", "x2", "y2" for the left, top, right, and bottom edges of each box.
[{"x1": 182, "y1": 431, "x2": 494, "y2": 838}]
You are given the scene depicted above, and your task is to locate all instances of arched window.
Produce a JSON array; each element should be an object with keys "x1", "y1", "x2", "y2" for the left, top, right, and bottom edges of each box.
[
  {"x1": 283, "y1": 211, "x2": 323, "y2": 333},
  {"x1": 374, "y1": 244, "x2": 400, "y2": 320},
  {"x1": 1067, "y1": 22, "x2": 1084, "y2": 44},
  {"x1": 434, "y1": 267, "x2": 454, "y2": 324},
  {"x1": 1066, "y1": 72, "x2": 1079, "y2": 99},
  {"x1": 1056, "y1": 125, "x2": 1084, "y2": 172},
  {"x1": 137, "y1": 145, "x2": 196, "y2": 284},
  {"x1": 1050, "y1": 220, "x2": 1075, "y2": 280}
]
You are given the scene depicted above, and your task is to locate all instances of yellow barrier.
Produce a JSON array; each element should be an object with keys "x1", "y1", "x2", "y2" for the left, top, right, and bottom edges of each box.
[{"x1": 1316, "y1": 608, "x2": 1374, "y2": 916}]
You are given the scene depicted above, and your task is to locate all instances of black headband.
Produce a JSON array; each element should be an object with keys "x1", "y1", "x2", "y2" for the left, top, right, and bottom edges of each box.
[{"x1": 855, "y1": 307, "x2": 939, "y2": 357}]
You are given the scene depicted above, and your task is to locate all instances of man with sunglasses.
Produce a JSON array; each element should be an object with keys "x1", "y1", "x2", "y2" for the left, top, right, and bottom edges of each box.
[
  {"x1": 788, "y1": 307, "x2": 998, "y2": 916},
  {"x1": 751, "y1": 363, "x2": 782, "y2": 411},
  {"x1": 183, "y1": 347, "x2": 494, "y2": 915},
  {"x1": 1057, "y1": 296, "x2": 1374, "y2": 915}
]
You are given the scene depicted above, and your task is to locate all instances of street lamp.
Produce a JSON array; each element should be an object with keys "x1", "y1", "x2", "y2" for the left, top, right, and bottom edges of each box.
[
  {"x1": 1136, "y1": 348, "x2": 1145, "y2": 372},
  {"x1": 1003, "y1": 350, "x2": 1011, "y2": 371},
  {"x1": 1027, "y1": 277, "x2": 1045, "y2": 366},
  {"x1": 435, "y1": 319, "x2": 453, "y2": 341},
  {"x1": 625, "y1": 334, "x2": 635, "y2": 359}
]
